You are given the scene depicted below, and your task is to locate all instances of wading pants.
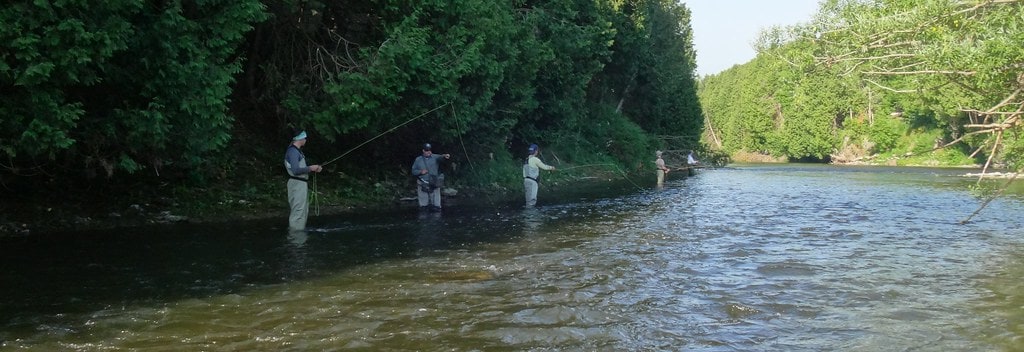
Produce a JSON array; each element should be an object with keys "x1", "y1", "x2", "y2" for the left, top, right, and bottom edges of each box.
[
  {"x1": 417, "y1": 186, "x2": 441, "y2": 208},
  {"x1": 287, "y1": 178, "x2": 308, "y2": 230},
  {"x1": 524, "y1": 178, "x2": 539, "y2": 207}
]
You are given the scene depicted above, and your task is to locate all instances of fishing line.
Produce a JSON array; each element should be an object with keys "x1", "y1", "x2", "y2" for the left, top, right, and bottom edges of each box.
[
  {"x1": 557, "y1": 163, "x2": 644, "y2": 190},
  {"x1": 321, "y1": 102, "x2": 451, "y2": 167},
  {"x1": 312, "y1": 172, "x2": 320, "y2": 216},
  {"x1": 450, "y1": 103, "x2": 475, "y2": 170},
  {"x1": 558, "y1": 163, "x2": 616, "y2": 171},
  {"x1": 309, "y1": 102, "x2": 449, "y2": 217},
  {"x1": 450, "y1": 103, "x2": 504, "y2": 206}
]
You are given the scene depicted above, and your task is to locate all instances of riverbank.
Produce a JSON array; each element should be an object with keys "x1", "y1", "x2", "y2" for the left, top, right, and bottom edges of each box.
[
  {"x1": 0, "y1": 163, "x2": 636, "y2": 236},
  {"x1": 0, "y1": 180, "x2": 482, "y2": 236}
]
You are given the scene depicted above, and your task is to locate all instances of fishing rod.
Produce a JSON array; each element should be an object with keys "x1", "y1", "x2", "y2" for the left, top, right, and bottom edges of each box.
[{"x1": 557, "y1": 163, "x2": 617, "y2": 171}]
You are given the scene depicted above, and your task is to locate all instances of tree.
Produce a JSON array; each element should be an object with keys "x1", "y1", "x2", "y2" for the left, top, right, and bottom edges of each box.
[
  {"x1": 804, "y1": 0, "x2": 1024, "y2": 170},
  {"x1": 1, "y1": 0, "x2": 267, "y2": 178}
]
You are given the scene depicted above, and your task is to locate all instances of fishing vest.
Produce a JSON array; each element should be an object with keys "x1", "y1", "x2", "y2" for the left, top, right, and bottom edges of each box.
[
  {"x1": 413, "y1": 155, "x2": 444, "y2": 192},
  {"x1": 413, "y1": 155, "x2": 442, "y2": 176},
  {"x1": 523, "y1": 156, "x2": 541, "y2": 182},
  {"x1": 284, "y1": 145, "x2": 308, "y2": 181}
]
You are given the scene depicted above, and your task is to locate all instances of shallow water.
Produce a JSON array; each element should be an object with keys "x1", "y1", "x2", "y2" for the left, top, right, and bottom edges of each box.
[{"x1": 2, "y1": 164, "x2": 1023, "y2": 351}]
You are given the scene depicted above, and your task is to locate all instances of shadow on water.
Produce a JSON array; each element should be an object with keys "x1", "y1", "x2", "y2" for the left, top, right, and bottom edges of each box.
[{"x1": 0, "y1": 177, "x2": 643, "y2": 338}]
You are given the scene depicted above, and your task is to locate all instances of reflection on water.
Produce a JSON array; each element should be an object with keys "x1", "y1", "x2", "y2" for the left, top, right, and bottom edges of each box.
[{"x1": 1, "y1": 164, "x2": 1023, "y2": 350}]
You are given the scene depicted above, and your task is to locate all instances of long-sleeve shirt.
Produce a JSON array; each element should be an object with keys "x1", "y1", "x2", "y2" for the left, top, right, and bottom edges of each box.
[
  {"x1": 656, "y1": 157, "x2": 669, "y2": 171},
  {"x1": 523, "y1": 155, "x2": 554, "y2": 180},
  {"x1": 411, "y1": 154, "x2": 445, "y2": 176},
  {"x1": 285, "y1": 145, "x2": 310, "y2": 177}
]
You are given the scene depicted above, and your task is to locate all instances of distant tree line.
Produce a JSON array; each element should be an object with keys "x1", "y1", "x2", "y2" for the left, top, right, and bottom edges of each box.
[
  {"x1": 699, "y1": 0, "x2": 1023, "y2": 170},
  {"x1": 1, "y1": 0, "x2": 702, "y2": 186}
]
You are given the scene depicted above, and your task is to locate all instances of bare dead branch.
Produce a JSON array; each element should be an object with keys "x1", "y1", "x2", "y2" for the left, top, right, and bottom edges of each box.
[
  {"x1": 968, "y1": 139, "x2": 989, "y2": 158},
  {"x1": 828, "y1": 53, "x2": 917, "y2": 63},
  {"x1": 960, "y1": 167, "x2": 1021, "y2": 224},
  {"x1": 890, "y1": 61, "x2": 926, "y2": 72},
  {"x1": 864, "y1": 79, "x2": 916, "y2": 93},
  {"x1": 984, "y1": 88, "x2": 1021, "y2": 113},
  {"x1": 897, "y1": 126, "x2": 1002, "y2": 159},
  {"x1": 950, "y1": 0, "x2": 1021, "y2": 18},
  {"x1": 862, "y1": 70, "x2": 976, "y2": 75},
  {"x1": 963, "y1": 122, "x2": 1019, "y2": 129},
  {"x1": 980, "y1": 129, "x2": 1003, "y2": 176}
]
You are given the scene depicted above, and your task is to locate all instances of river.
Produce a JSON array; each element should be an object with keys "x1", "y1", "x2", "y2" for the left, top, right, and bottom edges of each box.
[{"x1": 2, "y1": 164, "x2": 1023, "y2": 351}]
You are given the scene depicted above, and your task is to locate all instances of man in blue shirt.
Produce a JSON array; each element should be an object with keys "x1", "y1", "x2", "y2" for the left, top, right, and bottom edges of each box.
[
  {"x1": 411, "y1": 143, "x2": 450, "y2": 211},
  {"x1": 284, "y1": 130, "x2": 322, "y2": 230}
]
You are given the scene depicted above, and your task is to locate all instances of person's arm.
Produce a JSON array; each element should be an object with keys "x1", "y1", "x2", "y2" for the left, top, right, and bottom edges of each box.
[
  {"x1": 286, "y1": 148, "x2": 310, "y2": 175},
  {"x1": 412, "y1": 157, "x2": 426, "y2": 175},
  {"x1": 530, "y1": 156, "x2": 556, "y2": 171}
]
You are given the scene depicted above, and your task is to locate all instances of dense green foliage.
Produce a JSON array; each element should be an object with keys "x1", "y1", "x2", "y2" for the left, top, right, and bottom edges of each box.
[
  {"x1": 699, "y1": 0, "x2": 1023, "y2": 168},
  {"x1": 1, "y1": 0, "x2": 267, "y2": 177},
  {"x1": 2, "y1": 0, "x2": 702, "y2": 193}
]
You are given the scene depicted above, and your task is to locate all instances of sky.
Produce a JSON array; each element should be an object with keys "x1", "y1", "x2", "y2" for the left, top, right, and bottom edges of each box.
[{"x1": 681, "y1": 0, "x2": 821, "y2": 76}]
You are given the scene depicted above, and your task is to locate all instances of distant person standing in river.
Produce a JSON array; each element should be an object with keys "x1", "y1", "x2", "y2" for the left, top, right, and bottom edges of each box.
[
  {"x1": 412, "y1": 143, "x2": 450, "y2": 212},
  {"x1": 656, "y1": 150, "x2": 670, "y2": 185},
  {"x1": 284, "y1": 129, "x2": 322, "y2": 231},
  {"x1": 687, "y1": 150, "x2": 699, "y2": 166},
  {"x1": 523, "y1": 144, "x2": 556, "y2": 207}
]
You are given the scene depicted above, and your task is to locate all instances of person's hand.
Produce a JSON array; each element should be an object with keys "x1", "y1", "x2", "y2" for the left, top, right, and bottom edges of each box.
[
  {"x1": 551, "y1": 166, "x2": 557, "y2": 171},
  {"x1": 420, "y1": 169, "x2": 428, "y2": 175},
  {"x1": 310, "y1": 165, "x2": 323, "y2": 172},
  {"x1": 443, "y1": 154, "x2": 451, "y2": 159}
]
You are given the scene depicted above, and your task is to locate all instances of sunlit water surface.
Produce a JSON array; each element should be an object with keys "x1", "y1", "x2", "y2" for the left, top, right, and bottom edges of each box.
[{"x1": 2, "y1": 164, "x2": 1023, "y2": 351}]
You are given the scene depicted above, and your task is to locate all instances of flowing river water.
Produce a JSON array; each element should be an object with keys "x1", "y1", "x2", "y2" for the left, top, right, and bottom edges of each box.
[{"x1": 2, "y1": 164, "x2": 1023, "y2": 351}]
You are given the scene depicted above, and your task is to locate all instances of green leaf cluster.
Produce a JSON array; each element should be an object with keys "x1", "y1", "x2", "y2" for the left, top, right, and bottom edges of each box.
[
  {"x1": 3, "y1": 0, "x2": 703, "y2": 192},
  {"x1": 242, "y1": 0, "x2": 703, "y2": 183},
  {"x1": 2, "y1": 0, "x2": 268, "y2": 178}
]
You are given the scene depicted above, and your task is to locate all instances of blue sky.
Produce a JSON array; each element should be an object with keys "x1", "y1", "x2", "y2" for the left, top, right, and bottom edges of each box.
[{"x1": 681, "y1": 0, "x2": 821, "y2": 76}]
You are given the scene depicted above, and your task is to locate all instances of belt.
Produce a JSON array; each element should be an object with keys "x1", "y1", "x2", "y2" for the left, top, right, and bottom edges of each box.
[
  {"x1": 524, "y1": 176, "x2": 539, "y2": 183},
  {"x1": 288, "y1": 175, "x2": 308, "y2": 182}
]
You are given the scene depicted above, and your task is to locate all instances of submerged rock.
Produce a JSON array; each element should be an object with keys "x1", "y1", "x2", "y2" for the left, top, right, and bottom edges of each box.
[
  {"x1": 153, "y1": 211, "x2": 187, "y2": 223},
  {"x1": 442, "y1": 188, "x2": 458, "y2": 197}
]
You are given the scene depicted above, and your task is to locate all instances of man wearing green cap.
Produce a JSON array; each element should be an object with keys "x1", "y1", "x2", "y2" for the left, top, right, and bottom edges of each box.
[{"x1": 285, "y1": 130, "x2": 322, "y2": 231}]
